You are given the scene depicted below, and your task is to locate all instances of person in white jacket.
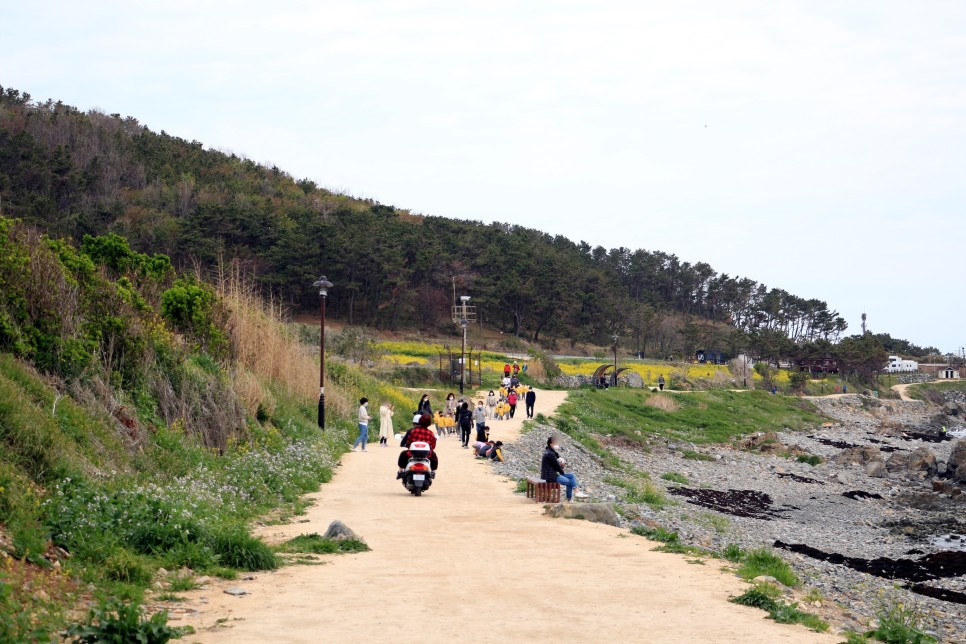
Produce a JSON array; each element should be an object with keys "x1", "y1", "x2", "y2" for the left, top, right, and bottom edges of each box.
[
  {"x1": 353, "y1": 398, "x2": 371, "y2": 452},
  {"x1": 378, "y1": 402, "x2": 394, "y2": 447}
]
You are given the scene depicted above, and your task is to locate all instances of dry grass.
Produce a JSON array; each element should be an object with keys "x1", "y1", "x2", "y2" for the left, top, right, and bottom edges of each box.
[
  {"x1": 213, "y1": 262, "x2": 353, "y2": 417},
  {"x1": 645, "y1": 394, "x2": 679, "y2": 412}
]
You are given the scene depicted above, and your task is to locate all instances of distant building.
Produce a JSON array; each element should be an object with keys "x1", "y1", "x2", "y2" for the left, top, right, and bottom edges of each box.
[
  {"x1": 938, "y1": 367, "x2": 960, "y2": 380},
  {"x1": 796, "y1": 357, "x2": 839, "y2": 374},
  {"x1": 885, "y1": 356, "x2": 918, "y2": 373}
]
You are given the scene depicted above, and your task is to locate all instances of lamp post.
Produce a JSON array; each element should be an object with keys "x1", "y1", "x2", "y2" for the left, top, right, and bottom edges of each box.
[
  {"x1": 612, "y1": 333, "x2": 619, "y2": 387},
  {"x1": 452, "y1": 295, "x2": 475, "y2": 394},
  {"x1": 313, "y1": 275, "x2": 333, "y2": 431},
  {"x1": 742, "y1": 352, "x2": 749, "y2": 388}
]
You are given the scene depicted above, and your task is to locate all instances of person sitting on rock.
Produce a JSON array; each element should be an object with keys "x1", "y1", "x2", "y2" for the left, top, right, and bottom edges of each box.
[
  {"x1": 397, "y1": 414, "x2": 438, "y2": 475},
  {"x1": 540, "y1": 435, "x2": 587, "y2": 501}
]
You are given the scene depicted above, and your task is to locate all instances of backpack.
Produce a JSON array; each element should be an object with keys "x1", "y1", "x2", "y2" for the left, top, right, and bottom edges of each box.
[{"x1": 459, "y1": 409, "x2": 473, "y2": 429}]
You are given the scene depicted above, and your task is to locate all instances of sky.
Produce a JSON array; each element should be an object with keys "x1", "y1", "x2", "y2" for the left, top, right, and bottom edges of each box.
[{"x1": 2, "y1": 1, "x2": 965, "y2": 352}]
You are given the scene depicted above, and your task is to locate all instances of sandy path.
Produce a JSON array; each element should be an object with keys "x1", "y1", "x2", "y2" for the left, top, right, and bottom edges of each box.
[{"x1": 177, "y1": 390, "x2": 836, "y2": 643}]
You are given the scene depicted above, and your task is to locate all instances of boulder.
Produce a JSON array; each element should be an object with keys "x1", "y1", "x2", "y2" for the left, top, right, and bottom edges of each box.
[
  {"x1": 322, "y1": 520, "x2": 364, "y2": 543},
  {"x1": 866, "y1": 461, "x2": 887, "y2": 478},
  {"x1": 949, "y1": 439, "x2": 966, "y2": 471},
  {"x1": 622, "y1": 371, "x2": 645, "y2": 388},
  {"x1": 954, "y1": 463, "x2": 966, "y2": 484},
  {"x1": 834, "y1": 446, "x2": 884, "y2": 467},
  {"x1": 544, "y1": 503, "x2": 620, "y2": 527},
  {"x1": 886, "y1": 448, "x2": 936, "y2": 477}
]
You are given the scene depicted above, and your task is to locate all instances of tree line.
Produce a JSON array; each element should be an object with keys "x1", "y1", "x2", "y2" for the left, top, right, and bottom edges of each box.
[{"x1": 0, "y1": 85, "x2": 935, "y2": 364}]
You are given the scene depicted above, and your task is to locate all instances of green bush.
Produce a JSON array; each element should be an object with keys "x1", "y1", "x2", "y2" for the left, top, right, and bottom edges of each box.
[
  {"x1": 722, "y1": 543, "x2": 745, "y2": 563},
  {"x1": 796, "y1": 454, "x2": 822, "y2": 466},
  {"x1": 737, "y1": 548, "x2": 798, "y2": 587},
  {"x1": 731, "y1": 585, "x2": 828, "y2": 632},
  {"x1": 103, "y1": 549, "x2": 154, "y2": 584},
  {"x1": 206, "y1": 526, "x2": 277, "y2": 571},
  {"x1": 66, "y1": 599, "x2": 189, "y2": 644},
  {"x1": 276, "y1": 533, "x2": 369, "y2": 555},
  {"x1": 660, "y1": 471, "x2": 689, "y2": 485}
]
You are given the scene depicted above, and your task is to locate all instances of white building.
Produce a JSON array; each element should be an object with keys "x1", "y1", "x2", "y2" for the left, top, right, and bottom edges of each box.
[
  {"x1": 939, "y1": 368, "x2": 960, "y2": 380},
  {"x1": 885, "y1": 355, "x2": 919, "y2": 373}
]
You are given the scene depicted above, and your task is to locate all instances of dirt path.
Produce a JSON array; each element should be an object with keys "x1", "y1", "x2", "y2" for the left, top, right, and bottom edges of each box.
[{"x1": 177, "y1": 390, "x2": 836, "y2": 643}]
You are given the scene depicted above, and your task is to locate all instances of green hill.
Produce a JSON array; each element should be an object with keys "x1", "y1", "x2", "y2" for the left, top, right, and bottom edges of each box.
[{"x1": 0, "y1": 85, "x2": 852, "y2": 357}]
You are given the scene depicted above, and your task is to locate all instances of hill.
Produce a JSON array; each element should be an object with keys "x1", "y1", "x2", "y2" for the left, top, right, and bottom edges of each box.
[{"x1": 0, "y1": 84, "x2": 856, "y2": 359}]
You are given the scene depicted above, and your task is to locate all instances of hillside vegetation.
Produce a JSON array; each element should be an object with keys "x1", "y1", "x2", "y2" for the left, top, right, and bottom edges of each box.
[
  {"x1": 0, "y1": 217, "x2": 413, "y2": 641},
  {"x1": 0, "y1": 85, "x2": 857, "y2": 358}
]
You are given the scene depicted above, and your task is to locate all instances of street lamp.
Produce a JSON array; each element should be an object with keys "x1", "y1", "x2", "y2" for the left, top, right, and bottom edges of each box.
[
  {"x1": 313, "y1": 275, "x2": 333, "y2": 431},
  {"x1": 459, "y1": 295, "x2": 471, "y2": 395},
  {"x1": 612, "y1": 333, "x2": 619, "y2": 387}
]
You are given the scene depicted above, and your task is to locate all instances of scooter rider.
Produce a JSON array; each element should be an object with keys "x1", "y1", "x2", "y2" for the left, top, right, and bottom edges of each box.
[{"x1": 397, "y1": 413, "x2": 439, "y2": 475}]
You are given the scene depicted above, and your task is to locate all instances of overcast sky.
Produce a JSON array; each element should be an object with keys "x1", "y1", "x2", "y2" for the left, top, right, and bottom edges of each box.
[{"x1": 3, "y1": 1, "x2": 964, "y2": 352}]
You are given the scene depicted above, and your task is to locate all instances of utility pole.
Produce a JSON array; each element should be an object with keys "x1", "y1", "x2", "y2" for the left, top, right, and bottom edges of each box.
[{"x1": 453, "y1": 295, "x2": 476, "y2": 394}]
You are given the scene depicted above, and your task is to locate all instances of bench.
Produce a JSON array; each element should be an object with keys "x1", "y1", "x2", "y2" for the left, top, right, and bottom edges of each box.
[{"x1": 525, "y1": 476, "x2": 561, "y2": 503}]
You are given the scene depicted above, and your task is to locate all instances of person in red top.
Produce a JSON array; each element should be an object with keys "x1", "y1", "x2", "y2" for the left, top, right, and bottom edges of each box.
[
  {"x1": 503, "y1": 363, "x2": 511, "y2": 378},
  {"x1": 397, "y1": 413, "x2": 439, "y2": 473},
  {"x1": 507, "y1": 389, "x2": 519, "y2": 418}
]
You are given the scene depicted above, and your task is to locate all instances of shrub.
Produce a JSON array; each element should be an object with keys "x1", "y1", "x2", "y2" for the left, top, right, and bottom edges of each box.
[
  {"x1": 737, "y1": 548, "x2": 798, "y2": 587},
  {"x1": 206, "y1": 526, "x2": 277, "y2": 571},
  {"x1": 796, "y1": 454, "x2": 822, "y2": 466},
  {"x1": 103, "y1": 549, "x2": 154, "y2": 584},
  {"x1": 66, "y1": 599, "x2": 189, "y2": 644},
  {"x1": 722, "y1": 543, "x2": 745, "y2": 563},
  {"x1": 681, "y1": 450, "x2": 715, "y2": 462},
  {"x1": 863, "y1": 592, "x2": 936, "y2": 644},
  {"x1": 276, "y1": 533, "x2": 369, "y2": 555},
  {"x1": 731, "y1": 585, "x2": 828, "y2": 633}
]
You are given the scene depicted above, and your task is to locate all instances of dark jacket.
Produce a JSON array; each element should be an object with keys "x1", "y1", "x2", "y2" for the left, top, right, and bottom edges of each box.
[
  {"x1": 418, "y1": 398, "x2": 432, "y2": 416},
  {"x1": 525, "y1": 390, "x2": 536, "y2": 405},
  {"x1": 540, "y1": 446, "x2": 564, "y2": 482},
  {"x1": 458, "y1": 407, "x2": 474, "y2": 430}
]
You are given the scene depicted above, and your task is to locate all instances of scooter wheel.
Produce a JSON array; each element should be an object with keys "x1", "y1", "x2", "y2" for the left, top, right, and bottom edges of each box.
[{"x1": 414, "y1": 488, "x2": 422, "y2": 497}]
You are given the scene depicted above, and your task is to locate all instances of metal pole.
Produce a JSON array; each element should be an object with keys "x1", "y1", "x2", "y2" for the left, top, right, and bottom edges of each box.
[
  {"x1": 460, "y1": 325, "x2": 466, "y2": 395},
  {"x1": 320, "y1": 293, "x2": 330, "y2": 430}
]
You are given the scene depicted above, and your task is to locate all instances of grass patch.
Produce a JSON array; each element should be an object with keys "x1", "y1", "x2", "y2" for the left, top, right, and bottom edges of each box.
[
  {"x1": 660, "y1": 471, "x2": 689, "y2": 485},
  {"x1": 722, "y1": 543, "x2": 745, "y2": 563},
  {"x1": 695, "y1": 511, "x2": 731, "y2": 534},
  {"x1": 844, "y1": 591, "x2": 937, "y2": 643},
  {"x1": 731, "y1": 585, "x2": 828, "y2": 633},
  {"x1": 275, "y1": 533, "x2": 370, "y2": 555},
  {"x1": 795, "y1": 454, "x2": 822, "y2": 466},
  {"x1": 681, "y1": 449, "x2": 715, "y2": 462},
  {"x1": 737, "y1": 548, "x2": 798, "y2": 587},
  {"x1": 514, "y1": 479, "x2": 528, "y2": 493},
  {"x1": 167, "y1": 576, "x2": 201, "y2": 592},
  {"x1": 606, "y1": 476, "x2": 668, "y2": 509},
  {"x1": 554, "y1": 388, "x2": 826, "y2": 446}
]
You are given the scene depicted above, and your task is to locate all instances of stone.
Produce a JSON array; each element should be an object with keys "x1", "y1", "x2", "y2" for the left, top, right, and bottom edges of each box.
[
  {"x1": 224, "y1": 588, "x2": 249, "y2": 597},
  {"x1": 544, "y1": 502, "x2": 620, "y2": 526},
  {"x1": 195, "y1": 576, "x2": 211, "y2": 586},
  {"x1": 906, "y1": 447, "x2": 937, "y2": 474},
  {"x1": 753, "y1": 575, "x2": 779, "y2": 584},
  {"x1": 954, "y1": 463, "x2": 966, "y2": 484},
  {"x1": 622, "y1": 372, "x2": 645, "y2": 388},
  {"x1": 322, "y1": 520, "x2": 364, "y2": 543},
  {"x1": 865, "y1": 461, "x2": 887, "y2": 478},
  {"x1": 834, "y1": 446, "x2": 884, "y2": 467},
  {"x1": 949, "y1": 439, "x2": 966, "y2": 471}
]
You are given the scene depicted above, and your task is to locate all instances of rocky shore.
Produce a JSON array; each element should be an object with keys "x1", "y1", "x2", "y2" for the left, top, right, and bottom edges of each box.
[{"x1": 493, "y1": 393, "x2": 966, "y2": 641}]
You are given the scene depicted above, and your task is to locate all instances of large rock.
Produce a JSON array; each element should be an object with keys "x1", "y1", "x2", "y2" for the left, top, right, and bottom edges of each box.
[
  {"x1": 887, "y1": 447, "x2": 937, "y2": 476},
  {"x1": 621, "y1": 371, "x2": 645, "y2": 388},
  {"x1": 322, "y1": 520, "x2": 364, "y2": 543},
  {"x1": 834, "y1": 446, "x2": 884, "y2": 467},
  {"x1": 544, "y1": 502, "x2": 620, "y2": 526},
  {"x1": 866, "y1": 461, "x2": 887, "y2": 478},
  {"x1": 949, "y1": 439, "x2": 966, "y2": 471}
]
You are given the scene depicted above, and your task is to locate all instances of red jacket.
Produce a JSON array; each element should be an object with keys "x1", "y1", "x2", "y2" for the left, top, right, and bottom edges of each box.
[
  {"x1": 507, "y1": 392, "x2": 518, "y2": 405},
  {"x1": 402, "y1": 426, "x2": 437, "y2": 451}
]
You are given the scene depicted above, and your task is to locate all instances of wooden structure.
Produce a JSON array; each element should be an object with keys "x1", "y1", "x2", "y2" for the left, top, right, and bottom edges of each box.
[{"x1": 526, "y1": 476, "x2": 561, "y2": 503}]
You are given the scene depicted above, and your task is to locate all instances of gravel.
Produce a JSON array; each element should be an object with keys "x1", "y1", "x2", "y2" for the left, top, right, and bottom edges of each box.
[{"x1": 489, "y1": 394, "x2": 966, "y2": 640}]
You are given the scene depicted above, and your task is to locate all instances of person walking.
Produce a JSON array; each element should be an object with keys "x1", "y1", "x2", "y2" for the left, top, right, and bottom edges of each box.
[
  {"x1": 507, "y1": 389, "x2": 518, "y2": 418},
  {"x1": 486, "y1": 390, "x2": 497, "y2": 418},
  {"x1": 503, "y1": 363, "x2": 512, "y2": 379},
  {"x1": 418, "y1": 394, "x2": 433, "y2": 417},
  {"x1": 525, "y1": 387, "x2": 536, "y2": 418},
  {"x1": 658, "y1": 375, "x2": 665, "y2": 391},
  {"x1": 378, "y1": 402, "x2": 394, "y2": 447},
  {"x1": 458, "y1": 402, "x2": 473, "y2": 448},
  {"x1": 474, "y1": 400, "x2": 487, "y2": 438},
  {"x1": 353, "y1": 398, "x2": 371, "y2": 452}
]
